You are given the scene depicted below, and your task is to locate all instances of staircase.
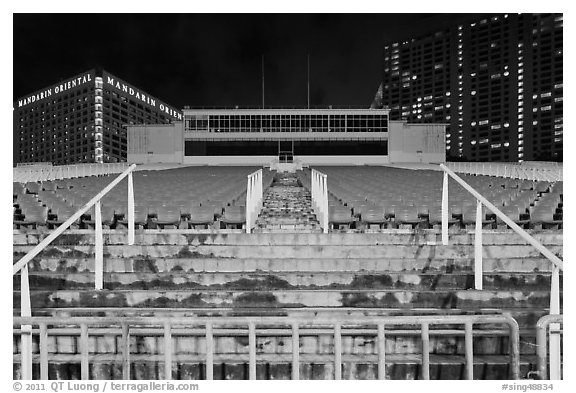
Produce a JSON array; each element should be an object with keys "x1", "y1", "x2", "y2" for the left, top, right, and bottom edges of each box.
[
  {"x1": 254, "y1": 172, "x2": 321, "y2": 233},
  {"x1": 13, "y1": 230, "x2": 562, "y2": 379}
]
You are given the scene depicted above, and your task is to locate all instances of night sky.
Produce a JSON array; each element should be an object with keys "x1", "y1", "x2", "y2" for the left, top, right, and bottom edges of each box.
[{"x1": 13, "y1": 13, "x2": 491, "y2": 109}]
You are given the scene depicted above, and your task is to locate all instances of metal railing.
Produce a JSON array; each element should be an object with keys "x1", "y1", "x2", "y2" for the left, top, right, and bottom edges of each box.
[
  {"x1": 245, "y1": 169, "x2": 263, "y2": 233},
  {"x1": 13, "y1": 314, "x2": 520, "y2": 380},
  {"x1": 13, "y1": 164, "x2": 137, "y2": 380},
  {"x1": 311, "y1": 169, "x2": 329, "y2": 233},
  {"x1": 445, "y1": 162, "x2": 563, "y2": 182},
  {"x1": 536, "y1": 314, "x2": 563, "y2": 380},
  {"x1": 439, "y1": 164, "x2": 563, "y2": 380},
  {"x1": 13, "y1": 163, "x2": 131, "y2": 183}
]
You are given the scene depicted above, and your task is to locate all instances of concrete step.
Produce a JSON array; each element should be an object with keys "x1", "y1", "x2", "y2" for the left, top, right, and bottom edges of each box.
[
  {"x1": 12, "y1": 354, "x2": 539, "y2": 380},
  {"x1": 15, "y1": 272, "x2": 561, "y2": 291},
  {"x1": 256, "y1": 172, "x2": 320, "y2": 232},
  {"x1": 21, "y1": 257, "x2": 558, "y2": 274},
  {"x1": 15, "y1": 289, "x2": 556, "y2": 309},
  {"x1": 13, "y1": 230, "x2": 564, "y2": 247},
  {"x1": 13, "y1": 244, "x2": 564, "y2": 260}
]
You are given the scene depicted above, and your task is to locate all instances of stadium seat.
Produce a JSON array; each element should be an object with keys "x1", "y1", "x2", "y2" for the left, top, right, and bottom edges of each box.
[
  {"x1": 116, "y1": 207, "x2": 149, "y2": 229},
  {"x1": 329, "y1": 206, "x2": 354, "y2": 229},
  {"x1": 497, "y1": 206, "x2": 530, "y2": 228},
  {"x1": 153, "y1": 206, "x2": 182, "y2": 229},
  {"x1": 461, "y1": 206, "x2": 494, "y2": 228},
  {"x1": 221, "y1": 205, "x2": 246, "y2": 229},
  {"x1": 188, "y1": 206, "x2": 216, "y2": 228},
  {"x1": 25, "y1": 182, "x2": 41, "y2": 194},
  {"x1": 14, "y1": 206, "x2": 48, "y2": 228},
  {"x1": 360, "y1": 207, "x2": 387, "y2": 229},
  {"x1": 393, "y1": 207, "x2": 424, "y2": 229},
  {"x1": 529, "y1": 207, "x2": 562, "y2": 229}
]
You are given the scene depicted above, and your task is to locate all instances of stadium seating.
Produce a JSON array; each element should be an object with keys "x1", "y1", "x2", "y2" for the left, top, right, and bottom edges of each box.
[
  {"x1": 13, "y1": 166, "x2": 269, "y2": 230},
  {"x1": 307, "y1": 166, "x2": 563, "y2": 230},
  {"x1": 12, "y1": 165, "x2": 563, "y2": 380}
]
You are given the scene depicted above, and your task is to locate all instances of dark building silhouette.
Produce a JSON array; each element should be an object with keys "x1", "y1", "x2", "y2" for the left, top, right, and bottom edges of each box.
[
  {"x1": 13, "y1": 69, "x2": 182, "y2": 165},
  {"x1": 372, "y1": 13, "x2": 563, "y2": 162}
]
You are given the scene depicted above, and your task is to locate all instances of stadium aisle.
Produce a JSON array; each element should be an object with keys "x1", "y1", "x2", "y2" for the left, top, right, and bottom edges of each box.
[{"x1": 255, "y1": 172, "x2": 321, "y2": 232}]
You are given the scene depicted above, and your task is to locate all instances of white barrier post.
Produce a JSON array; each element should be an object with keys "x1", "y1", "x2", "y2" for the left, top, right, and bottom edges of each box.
[
  {"x1": 311, "y1": 170, "x2": 317, "y2": 213},
  {"x1": 20, "y1": 264, "x2": 32, "y2": 380},
  {"x1": 128, "y1": 172, "x2": 135, "y2": 245},
  {"x1": 475, "y1": 199, "x2": 483, "y2": 290},
  {"x1": 442, "y1": 171, "x2": 449, "y2": 245},
  {"x1": 257, "y1": 169, "x2": 263, "y2": 213},
  {"x1": 323, "y1": 174, "x2": 328, "y2": 233},
  {"x1": 549, "y1": 265, "x2": 561, "y2": 379},
  {"x1": 246, "y1": 174, "x2": 253, "y2": 233},
  {"x1": 95, "y1": 200, "x2": 104, "y2": 290}
]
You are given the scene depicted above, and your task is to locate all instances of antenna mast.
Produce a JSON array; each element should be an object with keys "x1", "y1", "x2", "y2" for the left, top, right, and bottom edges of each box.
[
  {"x1": 262, "y1": 55, "x2": 265, "y2": 109},
  {"x1": 307, "y1": 54, "x2": 310, "y2": 109}
]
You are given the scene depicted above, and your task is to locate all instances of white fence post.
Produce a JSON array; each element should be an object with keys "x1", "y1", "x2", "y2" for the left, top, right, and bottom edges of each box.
[
  {"x1": 475, "y1": 199, "x2": 483, "y2": 290},
  {"x1": 322, "y1": 174, "x2": 328, "y2": 233},
  {"x1": 442, "y1": 171, "x2": 449, "y2": 245},
  {"x1": 128, "y1": 172, "x2": 135, "y2": 245},
  {"x1": 95, "y1": 200, "x2": 104, "y2": 290},
  {"x1": 549, "y1": 265, "x2": 561, "y2": 380},
  {"x1": 246, "y1": 175, "x2": 253, "y2": 233},
  {"x1": 20, "y1": 264, "x2": 32, "y2": 380}
]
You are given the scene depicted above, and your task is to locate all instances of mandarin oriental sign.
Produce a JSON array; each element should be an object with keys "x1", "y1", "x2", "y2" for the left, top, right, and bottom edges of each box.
[
  {"x1": 17, "y1": 73, "x2": 93, "y2": 108},
  {"x1": 104, "y1": 72, "x2": 183, "y2": 121}
]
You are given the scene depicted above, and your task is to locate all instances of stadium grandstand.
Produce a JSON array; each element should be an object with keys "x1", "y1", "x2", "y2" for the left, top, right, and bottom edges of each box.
[{"x1": 13, "y1": 155, "x2": 562, "y2": 380}]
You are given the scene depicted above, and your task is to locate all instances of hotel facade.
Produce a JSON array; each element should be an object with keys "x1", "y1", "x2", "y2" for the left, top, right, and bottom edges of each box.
[{"x1": 13, "y1": 69, "x2": 182, "y2": 165}]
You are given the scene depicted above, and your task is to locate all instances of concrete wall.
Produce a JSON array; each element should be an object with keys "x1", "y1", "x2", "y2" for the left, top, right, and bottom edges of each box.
[
  {"x1": 127, "y1": 123, "x2": 184, "y2": 164},
  {"x1": 388, "y1": 121, "x2": 446, "y2": 163}
]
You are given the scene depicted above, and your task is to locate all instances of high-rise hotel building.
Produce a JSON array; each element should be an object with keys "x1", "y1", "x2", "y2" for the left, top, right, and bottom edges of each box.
[
  {"x1": 13, "y1": 70, "x2": 182, "y2": 165},
  {"x1": 372, "y1": 13, "x2": 563, "y2": 162}
]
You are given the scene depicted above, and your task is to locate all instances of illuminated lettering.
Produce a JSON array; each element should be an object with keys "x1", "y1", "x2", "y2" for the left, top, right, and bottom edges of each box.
[{"x1": 16, "y1": 73, "x2": 89, "y2": 108}]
